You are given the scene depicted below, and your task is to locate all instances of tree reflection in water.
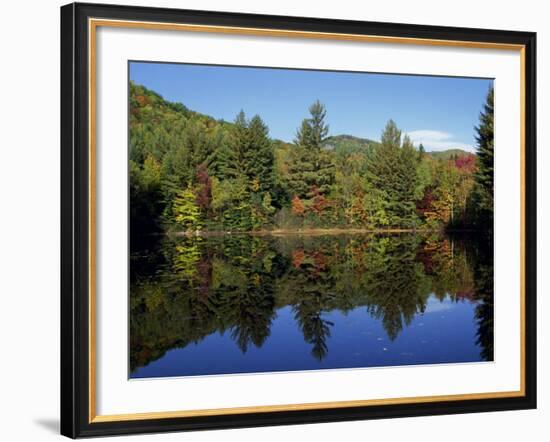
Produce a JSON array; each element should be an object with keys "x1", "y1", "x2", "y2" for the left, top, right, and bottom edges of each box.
[{"x1": 129, "y1": 233, "x2": 493, "y2": 374}]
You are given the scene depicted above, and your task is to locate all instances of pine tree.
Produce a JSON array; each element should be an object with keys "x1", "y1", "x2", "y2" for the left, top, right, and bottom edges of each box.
[
  {"x1": 399, "y1": 135, "x2": 420, "y2": 224},
  {"x1": 308, "y1": 100, "x2": 329, "y2": 148},
  {"x1": 217, "y1": 112, "x2": 274, "y2": 192},
  {"x1": 218, "y1": 110, "x2": 250, "y2": 181},
  {"x1": 475, "y1": 87, "x2": 494, "y2": 196},
  {"x1": 381, "y1": 119, "x2": 401, "y2": 149},
  {"x1": 287, "y1": 101, "x2": 335, "y2": 199},
  {"x1": 247, "y1": 115, "x2": 274, "y2": 194},
  {"x1": 295, "y1": 119, "x2": 314, "y2": 149},
  {"x1": 366, "y1": 120, "x2": 419, "y2": 227},
  {"x1": 467, "y1": 87, "x2": 494, "y2": 231}
]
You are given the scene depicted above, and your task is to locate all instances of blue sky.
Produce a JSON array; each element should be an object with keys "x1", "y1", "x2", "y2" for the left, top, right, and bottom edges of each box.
[{"x1": 130, "y1": 61, "x2": 493, "y2": 153}]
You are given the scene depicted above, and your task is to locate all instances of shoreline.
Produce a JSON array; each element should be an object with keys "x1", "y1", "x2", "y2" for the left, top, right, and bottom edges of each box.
[{"x1": 167, "y1": 227, "x2": 477, "y2": 237}]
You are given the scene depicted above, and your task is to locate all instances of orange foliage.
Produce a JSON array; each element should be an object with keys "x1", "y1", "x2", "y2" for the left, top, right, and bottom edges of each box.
[
  {"x1": 292, "y1": 249, "x2": 305, "y2": 268},
  {"x1": 135, "y1": 94, "x2": 149, "y2": 107},
  {"x1": 291, "y1": 195, "x2": 305, "y2": 216}
]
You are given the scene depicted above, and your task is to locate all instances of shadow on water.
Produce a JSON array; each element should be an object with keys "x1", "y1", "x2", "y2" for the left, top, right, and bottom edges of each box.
[{"x1": 129, "y1": 231, "x2": 493, "y2": 377}]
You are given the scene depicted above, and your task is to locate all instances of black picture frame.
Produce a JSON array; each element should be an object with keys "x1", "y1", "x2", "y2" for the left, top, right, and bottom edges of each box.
[{"x1": 61, "y1": 2, "x2": 537, "y2": 438}]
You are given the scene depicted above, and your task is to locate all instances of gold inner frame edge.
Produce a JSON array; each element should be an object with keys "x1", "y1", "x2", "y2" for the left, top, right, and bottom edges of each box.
[{"x1": 88, "y1": 17, "x2": 527, "y2": 423}]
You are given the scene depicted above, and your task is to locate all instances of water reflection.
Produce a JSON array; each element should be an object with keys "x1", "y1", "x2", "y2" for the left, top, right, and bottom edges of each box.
[{"x1": 129, "y1": 233, "x2": 493, "y2": 377}]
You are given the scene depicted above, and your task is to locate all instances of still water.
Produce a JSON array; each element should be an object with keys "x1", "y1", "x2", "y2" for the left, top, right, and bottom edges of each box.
[{"x1": 129, "y1": 233, "x2": 493, "y2": 378}]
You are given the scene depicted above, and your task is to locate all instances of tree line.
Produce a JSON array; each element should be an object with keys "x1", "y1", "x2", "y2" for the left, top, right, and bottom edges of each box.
[{"x1": 130, "y1": 81, "x2": 493, "y2": 235}]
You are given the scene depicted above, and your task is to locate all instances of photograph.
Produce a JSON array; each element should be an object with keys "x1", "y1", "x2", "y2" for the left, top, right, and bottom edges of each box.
[
  {"x1": 128, "y1": 62, "x2": 495, "y2": 379},
  {"x1": 0, "y1": 0, "x2": 543, "y2": 439},
  {"x1": 57, "y1": 1, "x2": 538, "y2": 438}
]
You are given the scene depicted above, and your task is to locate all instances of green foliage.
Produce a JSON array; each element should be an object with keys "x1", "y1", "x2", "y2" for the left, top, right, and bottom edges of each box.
[
  {"x1": 295, "y1": 99, "x2": 329, "y2": 149},
  {"x1": 130, "y1": 233, "x2": 493, "y2": 371},
  {"x1": 248, "y1": 115, "x2": 275, "y2": 194},
  {"x1": 467, "y1": 87, "x2": 494, "y2": 233},
  {"x1": 365, "y1": 120, "x2": 419, "y2": 228},
  {"x1": 380, "y1": 119, "x2": 402, "y2": 148},
  {"x1": 285, "y1": 146, "x2": 335, "y2": 199},
  {"x1": 172, "y1": 186, "x2": 202, "y2": 231},
  {"x1": 130, "y1": 155, "x2": 163, "y2": 234},
  {"x1": 475, "y1": 87, "x2": 494, "y2": 195},
  {"x1": 129, "y1": 82, "x2": 489, "y2": 233},
  {"x1": 418, "y1": 143, "x2": 426, "y2": 157},
  {"x1": 428, "y1": 148, "x2": 471, "y2": 161},
  {"x1": 285, "y1": 101, "x2": 335, "y2": 201},
  {"x1": 324, "y1": 134, "x2": 379, "y2": 152}
]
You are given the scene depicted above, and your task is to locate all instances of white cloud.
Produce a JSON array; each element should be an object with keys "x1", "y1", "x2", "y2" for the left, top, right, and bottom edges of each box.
[{"x1": 405, "y1": 130, "x2": 475, "y2": 153}]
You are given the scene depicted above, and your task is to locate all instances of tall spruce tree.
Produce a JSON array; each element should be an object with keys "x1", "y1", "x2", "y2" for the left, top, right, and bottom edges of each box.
[
  {"x1": 287, "y1": 100, "x2": 335, "y2": 198},
  {"x1": 247, "y1": 114, "x2": 274, "y2": 194},
  {"x1": 380, "y1": 119, "x2": 402, "y2": 148},
  {"x1": 217, "y1": 112, "x2": 274, "y2": 191},
  {"x1": 467, "y1": 86, "x2": 494, "y2": 231},
  {"x1": 295, "y1": 119, "x2": 314, "y2": 149},
  {"x1": 308, "y1": 99, "x2": 330, "y2": 148},
  {"x1": 399, "y1": 135, "x2": 420, "y2": 223},
  {"x1": 474, "y1": 87, "x2": 494, "y2": 195},
  {"x1": 366, "y1": 120, "x2": 419, "y2": 227},
  {"x1": 219, "y1": 110, "x2": 250, "y2": 181}
]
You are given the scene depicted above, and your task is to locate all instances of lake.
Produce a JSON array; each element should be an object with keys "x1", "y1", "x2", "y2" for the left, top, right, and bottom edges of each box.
[{"x1": 129, "y1": 232, "x2": 493, "y2": 378}]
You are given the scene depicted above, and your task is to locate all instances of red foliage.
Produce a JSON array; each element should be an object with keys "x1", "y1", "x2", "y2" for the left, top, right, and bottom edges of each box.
[
  {"x1": 454, "y1": 154, "x2": 476, "y2": 173},
  {"x1": 310, "y1": 186, "x2": 328, "y2": 215},
  {"x1": 416, "y1": 250, "x2": 434, "y2": 275},
  {"x1": 195, "y1": 163, "x2": 212, "y2": 211},
  {"x1": 416, "y1": 188, "x2": 435, "y2": 217},
  {"x1": 456, "y1": 290, "x2": 476, "y2": 303},
  {"x1": 197, "y1": 256, "x2": 212, "y2": 300},
  {"x1": 312, "y1": 251, "x2": 327, "y2": 272}
]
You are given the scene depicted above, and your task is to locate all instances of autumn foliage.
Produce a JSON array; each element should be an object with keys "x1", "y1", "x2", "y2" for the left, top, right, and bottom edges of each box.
[{"x1": 291, "y1": 195, "x2": 306, "y2": 216}]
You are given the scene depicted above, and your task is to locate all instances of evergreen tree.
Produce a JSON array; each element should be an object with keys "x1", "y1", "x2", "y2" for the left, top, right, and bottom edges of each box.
[
  {"x1": 399, "y1": 136, "x2": 420, "y2": 224},
  {"x1": 217, "y1": 112, "x2": 274, "y2": 192},
  {"x1": 380, "y1": 119, "x2": 402, "y2": 148},
  {"x1": 402, "y1": 133, "x2": 414, "y2": 150},
  {"x1": 218, "y1": 110, "x2": 250, "y2": 181},
  {"x1": 467, "y1": 87, "x2": 494, "y2": 231},
  {"x1": 366, "y1": 120, "x2": 419, "y2": 227},
  {"x1": 287, "y1": 101, "x2": 335, "y2": 198},
  {"x1": 295, "y1": 119, "x2": 314, "y2": 149},
  {"x1": 247, "y1": 115, "x2": 274, "y2": 194},
  {"x1": 308, "y1": 99, "x2": 330, "y2": 148},
  {"x1": 129, "y1": 81, "x2": 486, "y2": 233},
  {"x1": 474, "y1": 87, "x2": 494, "y2": 195},
  {"x1": 418, "y1": 143, "x2": 426, "y2": 157}
]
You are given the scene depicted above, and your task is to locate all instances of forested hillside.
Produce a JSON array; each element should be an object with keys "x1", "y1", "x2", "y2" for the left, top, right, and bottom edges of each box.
[
  {"x1": 428, "y1": 149, "x2": 473, "y2": 161},
  {"x1": 129, "y1": 81, "x2": 493, "y2": 235}
]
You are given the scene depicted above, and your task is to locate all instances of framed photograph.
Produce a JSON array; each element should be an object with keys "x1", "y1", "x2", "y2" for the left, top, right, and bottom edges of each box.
[{"x1": 60, "y1": 2, "x2": 536, "y2": 438}]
